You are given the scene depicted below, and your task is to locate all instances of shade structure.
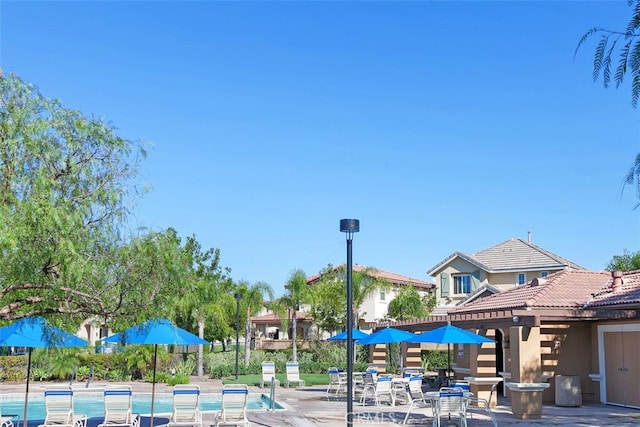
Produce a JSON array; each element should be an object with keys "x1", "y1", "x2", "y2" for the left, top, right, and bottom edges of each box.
[
  {"x1": 0, "y1": 316, "x2": 88, "y2": 427},
  {"x1": 103, "y1": 318, "x2": 209, "y2": 427},
  {"x1": 327, "y1": 328, "x2": 370, "y2": 341},
  {"x1": 356, "y1": 327, "x2": 415, "y2": 345},
  {"x1": 406, "y1": 323, "x2": 495, "y2": 384}
]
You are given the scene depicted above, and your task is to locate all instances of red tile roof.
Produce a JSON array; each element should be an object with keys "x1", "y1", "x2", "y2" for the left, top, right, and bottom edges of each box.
[
  {"x1": 585, "y1": 270, "x2": 640, "y2": 308},
  {"x1": 306, "y1": 265, "x2": 434, "y2": 289},
  {"x1": 251, "y1": 310, "x2": 310, "y2": 324},
  {"x1": 448, "y1": 269, "x2": 611, "y2": 313}
]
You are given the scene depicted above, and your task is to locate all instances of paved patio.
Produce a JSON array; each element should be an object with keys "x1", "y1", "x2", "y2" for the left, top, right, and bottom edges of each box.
[{"x1": 1, "y1": 379, "x2": 639, "y2": 426}]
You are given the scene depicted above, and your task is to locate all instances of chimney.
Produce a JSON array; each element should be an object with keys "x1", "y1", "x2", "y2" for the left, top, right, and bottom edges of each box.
[{"x1": 612, "y1": 271, "x2": 623, "y2": 293}]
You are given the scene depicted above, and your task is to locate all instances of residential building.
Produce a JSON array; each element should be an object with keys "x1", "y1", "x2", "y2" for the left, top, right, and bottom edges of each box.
[{"x1": 427, "y1": 236, "x2": 584, "y2": 313}]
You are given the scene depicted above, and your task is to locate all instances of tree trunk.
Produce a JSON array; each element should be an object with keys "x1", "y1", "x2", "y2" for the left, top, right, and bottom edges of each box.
[
  {"x1": 244, "y1": 308, "x2": 251, "y2": 366},
  {"x1": 197, "y1": 317, "x2": 205, "y2": 377},
  {"x1": 292, "y1": 311, "x2": 298, "y2": 362}
]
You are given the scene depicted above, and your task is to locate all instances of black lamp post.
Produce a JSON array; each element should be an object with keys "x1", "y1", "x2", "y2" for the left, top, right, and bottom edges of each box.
[
  {"x1": 234, "y1": 292, "x2": 242, "y2": 380},
  {"x1": 340, "y1": 218, "x2": 359, "y2": 426}
]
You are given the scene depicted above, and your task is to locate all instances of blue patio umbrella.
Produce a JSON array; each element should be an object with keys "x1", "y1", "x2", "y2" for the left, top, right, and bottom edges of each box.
[
  {"x1": 103, "y1": 318, "x2": 209, "y2": 427},
  {"x1": 327, "y1": 328, "x2": 370, "y2": 341},
  {"x1": 0, "y1": 316, "x2": 88, "y2": 427},
  {"x1": 356, "y1": 326, "x2": 415, "y2": 345},
  {"x1": 406, "y1": 323, "x2": 495, "y2": 384}
]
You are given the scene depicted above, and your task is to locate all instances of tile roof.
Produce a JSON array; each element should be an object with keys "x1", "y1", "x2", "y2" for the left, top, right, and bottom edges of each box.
[
  {"x1": 251, "y1": 310, "x2": 310, "y2": 324},
  {"x1": 585, "y1": 269, "x2": 640, "y2": 308},
  {"x1": 307, "y1": 265, "x2": 434, "y2": 289},
  {"x1": 448, "y1": 269, "x2": 611, "y2": 313},
  {"x1": 428, "y1": 238, "x2": 584, "y2": 275}
]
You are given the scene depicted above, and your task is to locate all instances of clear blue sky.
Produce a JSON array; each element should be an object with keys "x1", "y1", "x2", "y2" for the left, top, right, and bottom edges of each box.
[{"x1": 2, "y1": 1, "x2": 639, "y2": 296}]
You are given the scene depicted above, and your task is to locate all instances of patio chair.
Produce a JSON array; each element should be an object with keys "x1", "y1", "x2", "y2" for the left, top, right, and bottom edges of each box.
[
  {"x1": 38, "y1": 386, "x2": 87, "y2": 427},
  {"x1": 284, "y1": 361, "x2": 305, "y2": 388},
  {"x1": 214, "y1": 384, "x2": 250, "y2": 427},
  {"x1": 356, "y1": 371, "x2": 377, "y2": 405},
  {"x1": 167, "y1": 385, "x2": 202, "y2": 427},
  {"x1": 373, "y1": 376, "x2": 395, "y2": 407},
  {"x1": 260, "y1": 361, "x2": 280, "y2": 388},
  {"x1": 403, "y1": 375, "x2": 434, "y2": 425},
  {"x1": 433, "y1": 389, "x2": 467, "y2": 427},
  {"x1": 98, "y1": 386, "x2": 140, "y2": 427},
  {"x1": 326, "y1": 367, "x2": 347, "y2": 396},
  {"x1": 465, "y1": 381, "x2": 500, "y2": 427}
]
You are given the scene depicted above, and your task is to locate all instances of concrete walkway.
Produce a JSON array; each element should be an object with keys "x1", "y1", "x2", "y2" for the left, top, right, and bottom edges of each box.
[{"x1": 1, "y1": 379, "x2": 639, "y2": 427}]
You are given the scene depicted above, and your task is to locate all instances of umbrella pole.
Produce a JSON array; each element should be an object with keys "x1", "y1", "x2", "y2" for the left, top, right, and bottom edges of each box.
[
  {"x1": 447, "y1": 343, "x2": 451, "y2": 386},
  {"x1": 150, "y1": 344, "x2": 157, "y2": 427},
  {"x1": 23, "y1": 347, "x2": 32, "y2": 427}
]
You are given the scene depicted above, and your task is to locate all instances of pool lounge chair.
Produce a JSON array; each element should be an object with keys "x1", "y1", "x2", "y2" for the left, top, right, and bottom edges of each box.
[
  {"x1": 167, "y1": 385, "x2": 202, "y2": 427},
  {"x1": 215, "y1": 384, "x2": 250, "y2": 427},
  {"x1": 98, "y1": 386, "x2": 140, "y2": 427},
  {"x1": 38, "y1": 386, "x2": 87, "y2": 427},
  {"x1": 260, "y1": 361, "x2": 280, "y2": 388},
  {"x1": 284, "y1": 361, "x2": 305, "y2": 388}
]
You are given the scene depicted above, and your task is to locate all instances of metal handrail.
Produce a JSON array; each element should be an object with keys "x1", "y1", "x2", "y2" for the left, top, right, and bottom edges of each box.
[{"x1": 269, "y1": 376, "x2": 276, "y2": 412}]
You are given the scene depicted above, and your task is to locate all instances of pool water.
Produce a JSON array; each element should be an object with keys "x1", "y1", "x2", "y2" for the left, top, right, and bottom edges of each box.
[{"x1": 0, "y1": 393, "x2": 282, "y2": 420}]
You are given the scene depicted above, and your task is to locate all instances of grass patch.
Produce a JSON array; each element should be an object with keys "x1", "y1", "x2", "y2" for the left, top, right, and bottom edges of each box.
[{"x1": 222, "y1": 373, "x2": 330, "y2": 387}]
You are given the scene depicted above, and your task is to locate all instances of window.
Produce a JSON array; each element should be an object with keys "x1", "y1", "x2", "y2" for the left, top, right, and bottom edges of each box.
[
  {"x1": 453, "y1": 274, "x2": 471, "y2": 294},
  {"x1": 541, "y1": 271, "x2": 548, "y2": 278},
  {"x1": 380, "y1": 289, "x2": 386, "y2": 301},
  {"x1": 517, "y1": 273, "x2": 527, "y2": 285}
]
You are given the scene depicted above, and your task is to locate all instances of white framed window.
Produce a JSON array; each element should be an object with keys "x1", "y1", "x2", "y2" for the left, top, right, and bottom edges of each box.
[
  {"x1": 380, "y1": 289, "x2": 386, "y2": 301},
  {"x1": 453, "y1": 274, "x2": 471, "y2": 294},
  {"x1": 517, "y1": 273, "x2": 527, "y2": 285}
]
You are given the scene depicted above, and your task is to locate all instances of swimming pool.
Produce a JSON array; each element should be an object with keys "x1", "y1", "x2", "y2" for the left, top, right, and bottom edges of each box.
[{"x1": 0, "y1": 391, "x2": 283, "y2": 420}]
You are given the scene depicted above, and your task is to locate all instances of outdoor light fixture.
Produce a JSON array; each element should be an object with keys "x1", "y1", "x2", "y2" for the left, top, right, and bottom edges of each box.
[
  {"x1": 234, "y1": 292, "x2": 242, "y2": 380},
  {"x1": 340, "y1": 218, "x2": 359, "y2": 425}
]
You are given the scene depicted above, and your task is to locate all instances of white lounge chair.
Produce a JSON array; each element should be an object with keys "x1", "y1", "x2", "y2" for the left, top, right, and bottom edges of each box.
[
  {"x1": 215, "y1": 384, "x2": 250, "y2": 427},
  {"x1": 38, "y1": 386, "x2": 87, "y2": 427},
  {"x1": 284, "y1": 361, "x2": 305, "y2": 388},
  {"x1": 373, "y1": 376, "x2": 395, "y2": 407},
  {"x1": 167, "y1": 385, "x2": 202, "y2": 427},
  {"x1": 260, "y1": 361, "x2": 280, "y2": 388},
  {"x1": 98, "y1": 386, "x2": 140, "y2": 427}
]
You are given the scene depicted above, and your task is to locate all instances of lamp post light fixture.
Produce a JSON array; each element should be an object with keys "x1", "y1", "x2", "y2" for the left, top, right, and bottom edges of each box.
[
  {"x1": 234, "y1": 292, "x2": 242, "y2": 380},
  {"x1": 340, "y1": 218, "x2": 359, "y2": 426}
]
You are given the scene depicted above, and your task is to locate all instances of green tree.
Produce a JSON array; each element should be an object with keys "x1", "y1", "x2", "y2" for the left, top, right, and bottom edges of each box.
[
  {"x1": 576, "y1": 2, "x2": 640, "y2": 207},
  {"x1": 235, "y1": 280, "x2": 274, "y2": 366},
  {"x1": 0, "y1": 72, "x2": 183, "y2": 327},
  {"x1": 606, "y1": 249, "x2": 640, "y2": 271},
  {"x1": 310, "y1": 269, "x2": 347, "y2": 334},
  {"x1": 317, "y1": 265, "x2": 390, "y2": 330},
  {"x1": 280, "y1": 269, "x2": 314, "y2": 362},
  {"x1": 386, "y1": 285, "x2": 429, "y2": 321},
  {"x1": 172, "y1": 233, "x2": 233, "y2": 376}
]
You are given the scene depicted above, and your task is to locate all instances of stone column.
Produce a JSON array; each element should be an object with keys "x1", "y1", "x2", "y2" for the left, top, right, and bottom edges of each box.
[{"x1": 509, "y1": 325, "x2": 544, "y2": 419}]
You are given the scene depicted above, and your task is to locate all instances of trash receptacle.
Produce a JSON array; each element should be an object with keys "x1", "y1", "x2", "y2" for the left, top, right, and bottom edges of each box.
[{"x1": 555, "y1": 375, "x2": 582, "y2": 406}]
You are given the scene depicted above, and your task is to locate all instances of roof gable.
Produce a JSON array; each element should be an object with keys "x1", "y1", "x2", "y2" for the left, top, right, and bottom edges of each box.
[{"x1": 428, "y1": 238, "x2": 584, "y2": 276}]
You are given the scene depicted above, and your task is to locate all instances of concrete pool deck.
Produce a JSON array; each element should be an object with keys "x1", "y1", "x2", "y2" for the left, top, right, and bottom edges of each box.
[{"x1": 1, "y1": 379, "x2": 639, "y2": 426}]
